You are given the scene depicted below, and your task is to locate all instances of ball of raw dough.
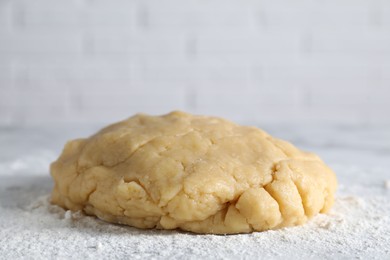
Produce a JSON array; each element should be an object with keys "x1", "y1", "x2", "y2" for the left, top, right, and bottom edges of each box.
[{"x1": 50, "y1": 111, "x2": 337, "y2": 234}]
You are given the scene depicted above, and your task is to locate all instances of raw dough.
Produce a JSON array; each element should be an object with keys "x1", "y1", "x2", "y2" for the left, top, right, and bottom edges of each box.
[{"x1": 50, "y1": 111, "x2": 337, "y2": 234}]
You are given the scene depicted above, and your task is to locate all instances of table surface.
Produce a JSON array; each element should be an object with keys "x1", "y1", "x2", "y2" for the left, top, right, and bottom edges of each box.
[{"x1": 0, "y1": 124, "x2": 389, "y2": 259}]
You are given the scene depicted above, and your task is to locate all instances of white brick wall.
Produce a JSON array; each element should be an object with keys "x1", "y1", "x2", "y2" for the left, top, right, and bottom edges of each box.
[{"x1": 0, "y1": 0, "x2": 389, "y2": 126}]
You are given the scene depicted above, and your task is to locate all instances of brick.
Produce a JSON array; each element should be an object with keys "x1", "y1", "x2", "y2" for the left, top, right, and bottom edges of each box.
[
  {"x1": 10, "y1": 61, "x2": 66, "y2": 91},
  {"x1": 12, "y1": 0, "x2": 84, "y2": 9},
  {"x1": 0, "y1": 32, "x2": 83, "y2": 56},
  {"x1": 253, "y1": 50, "x2": 389, "y2": 73},
  {"x1": 306, "y1": 81, "x2": 372, "y2": 107},
  {"x1": 196, "y1": 29, "x2": 302, "y2": 56},
  {"x1": 71, "y1": 105, "x2": 190, "y2": 125},
  {"x1": 0, "y1": 1, "x2": 13, "y2": 32},
  {"x1": 193, "y1": 88, "x2": 304, "y2": 125},
  {"x1": 0, "y1": 85, "x2": 71, "y2": 125},
  {"x1": 13, "y1": 58, "x2": 132, "y2": 81},
  {"x1": 143, "y1": 0, "x2": 255, "y2": 30},
  {"x1": 194, "y1": 87, "x2": 267, "y2": 123},
  {"x1": 85, "y1": 0, "x2": 134, "y2": 9},
  {"x1": 190, "y1": 76, "x2": 253, "y2": 93},
  {"x1": 308, "y1": 52, "x2": 389, "y2": 69},
  {"x1": 262, "y1": 0, "x2": 371, "y2": 11},
  {"x1": 259, "y1": 61, "x2": 380, "y2": 80},
  {"x1": 10, "y1": 1, "x2": 83, "y2": 29},
  {"x1": 252, "y1": 81, "x2": 304, "y2": 106},
  {"x1": 6, "y1": 105, "x2": 69, "y2": 125},
  {"x1": 193, "y1": 57, "x2": 252, "y2": 79},
  {"x1": 67, "y1": 86, "x2": 188, "y2": 124},
  {"x1": 76, "y1": 85, "x2": 186, "y2": 110},
  {"x1": 131, "y1": 57, "x2": 193, "y2": 82},
  {"x1": 1, "y1": 85, "x2": 70, "y2": 106},
  {"x1": 130, "y1": 56, "x2": 253, "y2": 90},
  {"x1": 249, "y1": 105, "x2": 304, "y2": 125},
  {"x1": 9, "y1": 59, "x2": 132, "y2": 96},
  {"x1": 8, "y1": 0, "x2": 132, "y2": 32},
  {"x1": 87, "y1": 31, "x2": 186, "y2": 57},
  {"x1": 194, "y1": 87, "x2": 256, "y2": 107},
  {"x1": 299, "y1": 106, "x2": 371, "y2": 125},
  {"x1": 262, "y1": 0, "x2": 372, "y2": 28},
  {"x1": 311, "y1": 29, "x2": 390, "y2": 53},
  {"x1": 83, "y1": 1, "x2": 137, "y2": 29}
]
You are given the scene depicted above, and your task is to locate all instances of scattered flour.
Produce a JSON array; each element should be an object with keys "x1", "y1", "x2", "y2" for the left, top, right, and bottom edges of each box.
[{"x1": 1, "y1": 191, "x2": 389, "y2": 260}]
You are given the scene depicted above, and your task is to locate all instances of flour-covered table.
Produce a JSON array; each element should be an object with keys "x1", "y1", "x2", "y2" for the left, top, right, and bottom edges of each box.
[{"x1": 1, "y1": 124, "x2": 389, "y2": 259}]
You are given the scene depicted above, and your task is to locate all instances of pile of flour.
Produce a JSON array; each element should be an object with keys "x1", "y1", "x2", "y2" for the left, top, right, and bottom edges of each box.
[{"x1": 1, "y1": 167, "x2": 389, "y2": 259}]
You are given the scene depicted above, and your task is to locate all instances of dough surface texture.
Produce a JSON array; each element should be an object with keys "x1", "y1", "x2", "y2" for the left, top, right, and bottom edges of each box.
[{"x1": 51, "y1": 111, "x2": 337, "y2": 234}]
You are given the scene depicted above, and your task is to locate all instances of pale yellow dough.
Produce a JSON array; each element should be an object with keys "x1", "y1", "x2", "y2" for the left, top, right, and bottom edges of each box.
[{"x1": 50, "y1": 111, "x2": 337, "y2": 234}]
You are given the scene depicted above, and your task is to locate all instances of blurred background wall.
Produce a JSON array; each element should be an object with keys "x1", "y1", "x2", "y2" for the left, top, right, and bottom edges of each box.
[{"x1": 0, "y1": 0, "x2": 389, "y2": 126}]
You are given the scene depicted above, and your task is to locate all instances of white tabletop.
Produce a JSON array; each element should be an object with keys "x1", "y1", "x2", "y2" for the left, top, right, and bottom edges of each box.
[{"x1": 1, "y1": 124, "x2": 389, "y2": 259}]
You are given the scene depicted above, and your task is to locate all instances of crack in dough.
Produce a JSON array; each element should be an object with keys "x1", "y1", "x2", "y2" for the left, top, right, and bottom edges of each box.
[{"x1": 50, "y1": 111, "x2": 337, "y2": 234}]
